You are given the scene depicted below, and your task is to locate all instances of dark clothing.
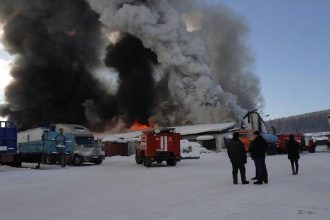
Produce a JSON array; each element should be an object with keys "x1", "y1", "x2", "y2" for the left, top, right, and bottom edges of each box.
[
  {"x1": 286, "y1": 140, "x2": 300, "y2": 160},
  {"x1": 286, "y1": 138, "x2": 300, "y2": 174},
  {"x1": 250, "y1": 135, "x2": 268, "y2": 182},
  {"x1": 290, "y1": 159, "x2": 299, "y2": 174},
  {"x1": 250, "y1": 135, "x2": 268, "y2": 159},
  {"x1": 231, "y1": 163, "x2": 247, "y2": 184},
  {"x1": 254, "y1": 157, "x2": 268, "y2": 182},
  {"x1": 227, "y1": 139, "x2": 247, "y2": 165},
  {"x1": 227, "y1": 139, "x2": 248, "y2": 183}
]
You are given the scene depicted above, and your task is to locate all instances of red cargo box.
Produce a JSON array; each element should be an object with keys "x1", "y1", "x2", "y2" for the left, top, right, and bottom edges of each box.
[{"x1": 102, "y1": 142, "x2": 128, "y2": 157}]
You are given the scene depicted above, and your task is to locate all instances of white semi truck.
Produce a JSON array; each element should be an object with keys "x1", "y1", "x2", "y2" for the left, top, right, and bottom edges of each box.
[{"x1": 53, "y1": 124, "x2": 105, "y2": 165}]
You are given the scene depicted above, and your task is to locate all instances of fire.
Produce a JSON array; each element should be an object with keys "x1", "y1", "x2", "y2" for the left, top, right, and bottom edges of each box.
[{"x1": 130, "y1": 121, "x2": 152, "y2": 131}]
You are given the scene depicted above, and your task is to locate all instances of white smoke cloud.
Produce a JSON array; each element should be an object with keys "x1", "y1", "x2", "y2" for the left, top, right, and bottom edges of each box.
[
  {"x1": 182, "y1": 4, "x2": 264, "y2": 111},
  {"x1": 87, "y1": 0, "x2": 261, "y2": 125},
  {"x1": 93, "y1": 66, "x2": 119, "y2": 95},
  {"x1": 0, "y1": 23, "x2": 4, "y2": 51},
  {"x1": 0, "y1": 59, "x2": 13, "y2": 103}
]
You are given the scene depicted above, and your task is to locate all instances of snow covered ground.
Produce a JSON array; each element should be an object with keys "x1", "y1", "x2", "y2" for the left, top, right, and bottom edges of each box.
[{"x1": 1, "y1": 151, "x2": 330, "y2": 220}]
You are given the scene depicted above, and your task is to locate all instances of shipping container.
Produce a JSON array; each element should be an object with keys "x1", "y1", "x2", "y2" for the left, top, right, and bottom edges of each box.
[{"x1": 102, "y1": 139, "x2": 128, "y2": 157}]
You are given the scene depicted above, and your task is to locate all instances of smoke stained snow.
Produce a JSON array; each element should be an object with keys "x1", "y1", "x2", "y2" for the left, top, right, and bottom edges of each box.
[{"x1": 0, "y1": 0, "x2": 263, "y2": 131}]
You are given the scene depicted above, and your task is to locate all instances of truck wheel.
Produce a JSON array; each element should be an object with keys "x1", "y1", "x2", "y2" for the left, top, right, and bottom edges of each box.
[
  {"x1": 12, "y1": 156, "x2": 22, "y2": 168},
  {"x1": 47, "y1": 155, "x2": 56, "y2": 165},
  {"x1": 309, "y1": 148, "x2": 316, "y2": 153},
  {"x1": 143, "y1": 157, "x2": 151, "y2": 167},
  {"x1": 60, "y1": 154, "x2": 67, "y2": 168},
  {"x1": 166, "y1": 159, "x2": 176, "y2": 166},
  {"x1": 135, "y1": 154, "x2": 143, "y2": 164},
  {"x1": 94, "y1": 159, "x2": 103, "y2": 165},
  {"x1": 73, "y1": 155, "x2": 82, "y2": 166}
]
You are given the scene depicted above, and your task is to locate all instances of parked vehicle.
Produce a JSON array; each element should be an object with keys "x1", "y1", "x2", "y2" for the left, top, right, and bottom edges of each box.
[
  {"x1": 0, "y1": 121, "x2": 21, "y2": 167},
  {"x1": 306, "y1": 139, "x2": 316, "y2": 153},
  {"x1": 224, "y1": 110, "x2": 278, "y2": 155},
  {"x1": 237, "y1": 129, "x2": 253, "y2": 152},
  {"x1": 135, "y1": 128, "x2": 181, "y2": 167},
  {"x1": 52, "y1": 124, "x2": 105, "y2": 166},
  {"x1": 18, "y1": 127, "x2": 75, "y2": 168},
  {"x1": 277, "y1": 133, "x2": 305, "y2": 154}
]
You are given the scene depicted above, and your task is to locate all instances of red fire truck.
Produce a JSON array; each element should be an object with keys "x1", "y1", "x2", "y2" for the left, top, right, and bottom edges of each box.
[
  {"x1": 135, "y1": 128, "x2": 181, "y2": 167},
  {"x1": 277, "y1": 133, "x2": 305, "y2": 154}
]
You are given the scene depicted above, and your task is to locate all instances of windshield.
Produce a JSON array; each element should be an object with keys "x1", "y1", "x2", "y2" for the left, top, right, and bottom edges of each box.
[{"x1": 75, "y1": 136, "x2": 94, "y2": 146}]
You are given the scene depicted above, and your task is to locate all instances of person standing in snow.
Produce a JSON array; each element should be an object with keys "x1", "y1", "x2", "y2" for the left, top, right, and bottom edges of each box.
[
  {"x1": 227, "y1": 132, "x2": 249, "y2": 185},
  {"x1": 250, "y1": 131, "x2": 268, "y2": 184},
  {"x1": 286, "y1": 135, "x2": 300, "y2": 175}
]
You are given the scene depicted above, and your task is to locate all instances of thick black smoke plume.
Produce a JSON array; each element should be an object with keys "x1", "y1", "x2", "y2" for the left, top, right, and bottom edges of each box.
[
  {"x1": 0, "y1": 0, "x2": 264, "y2": 131},
  {"x1": 105, "y1": 34, "x2": 158, "y2": 125},
  {"x1": 0, "y1": 0, "x2": 118, "y2": 131}
]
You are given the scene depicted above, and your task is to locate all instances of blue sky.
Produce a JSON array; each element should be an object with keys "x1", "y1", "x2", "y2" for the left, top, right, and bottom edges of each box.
[
  {"x1": 1, "y1": 1, "x2": 330, "y2": 120},
  {"x1": 208, "y1": 0, "x2": 330, "y2": 119}
]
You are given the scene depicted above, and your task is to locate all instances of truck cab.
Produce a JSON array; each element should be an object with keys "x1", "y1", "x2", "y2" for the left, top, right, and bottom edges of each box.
[{"x1": 53, "y1": 124, "x2": 105, "y2": 165}]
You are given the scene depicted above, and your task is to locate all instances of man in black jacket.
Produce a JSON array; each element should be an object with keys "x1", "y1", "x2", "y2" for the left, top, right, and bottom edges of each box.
[
  {"x1": 250, "y1": 131, "x2": 268, "y2": 184},
  {"x1": 227, "y1": 132, "x2": 249, "y2": 185}
]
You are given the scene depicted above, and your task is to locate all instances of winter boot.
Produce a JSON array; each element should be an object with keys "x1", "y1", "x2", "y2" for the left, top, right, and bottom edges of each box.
[
  {"x1": 233, "y1": 174, "x2": 238, "y2": 185},
  {"x1": 295, "y1": 164, "x2": 299, "y2": 175},
  {"x1": 241, "y1": 171, "x2": 249, "y2": 184},
  {"x1": 291, "y1": 163, "x2": 295, "y2": 175},
  {"x1": 263, "y1": 177, "x2": 268, "y2": 184}
]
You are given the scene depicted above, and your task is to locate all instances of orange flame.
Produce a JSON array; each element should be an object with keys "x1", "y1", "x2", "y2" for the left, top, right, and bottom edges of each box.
[{"x1": 130, "y1": 121, "x2": 151, "y2": 131}]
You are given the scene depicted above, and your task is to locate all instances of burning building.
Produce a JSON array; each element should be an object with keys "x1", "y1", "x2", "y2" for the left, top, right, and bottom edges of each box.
[{"x1": 0, "y1": 0, "x2": 263, "y2": 131}]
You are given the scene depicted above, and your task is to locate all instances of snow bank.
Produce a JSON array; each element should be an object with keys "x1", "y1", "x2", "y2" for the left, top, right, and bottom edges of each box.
[{"x1": 181, "y1": 139, "x2": 211, "y2": 157}]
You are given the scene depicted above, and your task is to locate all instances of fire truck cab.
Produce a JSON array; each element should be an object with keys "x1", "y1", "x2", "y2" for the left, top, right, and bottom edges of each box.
[{"x1": 135, "y1": 128, "x2": 181, "y2": 167}]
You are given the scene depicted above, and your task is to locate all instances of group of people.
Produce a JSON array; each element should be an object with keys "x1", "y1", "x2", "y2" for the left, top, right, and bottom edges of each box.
[{"x1": 227, "y1": 131, "x2": 301, "y2": 185}]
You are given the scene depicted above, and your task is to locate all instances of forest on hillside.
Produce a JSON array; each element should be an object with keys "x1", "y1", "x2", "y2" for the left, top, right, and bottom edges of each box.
[{"x1": 266, "y1": 109, "x2": 330, "y2": 134}]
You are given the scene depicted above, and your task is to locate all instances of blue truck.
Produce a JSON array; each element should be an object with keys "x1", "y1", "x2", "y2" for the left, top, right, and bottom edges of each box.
[
  {"x1": 0, "y1": 121, "x2": 104, "y2": 168},
  {"x1": 0, "y1": 121, "x2": 21, "y2": 167},
  {"x1": 18, "y1": 127, "x2": 75, "y2": 168}
]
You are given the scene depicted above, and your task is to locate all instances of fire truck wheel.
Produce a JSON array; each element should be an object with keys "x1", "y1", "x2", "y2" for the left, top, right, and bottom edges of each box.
[
  {"x1": 309, "y1": 148, "x2": 316, "y2": 153},
  {"x1": 166, "y1": 159, "x2": 177, "y2": 166},
  {"x1": 135, "y1": 154, "x2": 143, "y2": 164},
  {"x1": 143, "y1": 157, "x2": 151, "y2": 167},
  {"x1": 73, "y1": 155, "x2": 83, "y2": 166}
]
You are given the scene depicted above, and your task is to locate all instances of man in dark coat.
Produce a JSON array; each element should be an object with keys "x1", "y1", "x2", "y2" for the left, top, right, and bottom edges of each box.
[
  {"x1": 286, "y1": 134, "x2": 300, "y2": 175},
  {"x1": 250, "y1": 131, "x2": 268, "y2": 184},
  {"x1": 227, "y1": 132, "x2": 249, "y2": 185}
]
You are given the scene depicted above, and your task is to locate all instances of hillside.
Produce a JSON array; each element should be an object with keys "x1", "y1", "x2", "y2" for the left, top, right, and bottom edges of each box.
[{"x1": 266, "y1": 109, "x2": 330, "y2": 134}]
